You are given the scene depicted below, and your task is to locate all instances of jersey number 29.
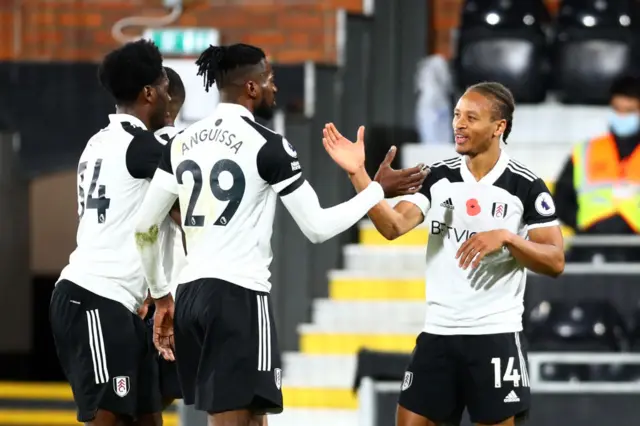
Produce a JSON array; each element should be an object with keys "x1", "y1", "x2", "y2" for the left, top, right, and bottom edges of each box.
[
  {"x1": 77, "y1": 159, "x2": 111, "y2": 223},
  {"x1": 176, "y1": 159, "x2": 246, "y2": 227}
]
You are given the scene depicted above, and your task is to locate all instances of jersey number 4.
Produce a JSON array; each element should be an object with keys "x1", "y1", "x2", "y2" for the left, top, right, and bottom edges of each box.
[
  {"x1": 77, "y1": 159, "x2": 111, "y2": 223},
  {"x1": 176, "y1": 159, "x2": 246, "y2": 227},
  {"x1": 491, "y1": 357, "x2": 521, "y2": 388}
]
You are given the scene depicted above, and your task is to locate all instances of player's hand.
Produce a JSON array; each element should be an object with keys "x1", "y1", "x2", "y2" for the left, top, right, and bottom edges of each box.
[
  {"x1": 374, "y1": 146, "x2": 429, "y2": 197},
  {"x1": 153, "y1": 294, "x2": 176, "y2": 362},
  {"x1": 322, "y1": 123, "x2": 366, "y2": 175},
  {"x1": 137, "y1": 293, "x2": 153, "y2": 319},
  {"x1": 456, "y1": 229, "x2": 510, "y2": 270}
]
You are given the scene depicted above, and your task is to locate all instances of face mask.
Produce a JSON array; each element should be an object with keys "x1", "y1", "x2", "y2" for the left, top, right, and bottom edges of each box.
[{"x1": 608, "y1": 111, "x2": 640, "y2": 137}]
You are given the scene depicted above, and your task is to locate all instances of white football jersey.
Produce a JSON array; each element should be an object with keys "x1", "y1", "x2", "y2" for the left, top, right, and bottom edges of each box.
[
  {"x1": 58, "y1": 114, "x2": 165, "y2": 312},
  {"x1": 154, "y1": 125, "x2": 187, "y2": 294},
  {"x1": 154, "y1": 103, "x2": 304, "y2": 293},
  {"x1": 401, "y1": 151, "x2": 559, "y2": 335},
  {"x1": 155, "y1": 125, "x2": 180, "y2": 143}
]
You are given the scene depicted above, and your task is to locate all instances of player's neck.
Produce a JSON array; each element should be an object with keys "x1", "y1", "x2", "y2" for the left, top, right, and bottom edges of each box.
[
  {"x1": 220, "y1": 92, "x2": 254, "y2": 114},
  {"x1": 116, "y1": 105, "x2": 151, "y2": 129},
  {"x1": 465, "y1": 143, "x2": 501, "y2": 181}
]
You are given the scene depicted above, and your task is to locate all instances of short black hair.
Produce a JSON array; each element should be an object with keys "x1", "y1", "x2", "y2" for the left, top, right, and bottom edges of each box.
[
  {"x1": 195, "y1": 43, "x2": 266, "y2": 92},
  {"x1": 164, "y1": 66, "x2": 186, "y2": 102},
  {"x1": 468, "y1": 81, "x2": 516, "y2": 143},
  {"x1": 98, "y1": 39, "x2": 164, "y2": 104},
  {"x1": 610, "y1": 74, "x2": 640, "y2": 101}
]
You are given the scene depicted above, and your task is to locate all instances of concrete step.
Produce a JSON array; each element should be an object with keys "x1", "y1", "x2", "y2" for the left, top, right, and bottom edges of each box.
[
  {"x1": 270, "y1": 408, "x2": 357, "y2": 426},
  {"x1": 282, "y1": 353, "x2": 356, "y2": 387},
  {"x1": 311, "y1": 299, "x2": 425, "y2": 326},
  {"x1": 343, "y1": 244, "x2": 426, "y2": 272}
]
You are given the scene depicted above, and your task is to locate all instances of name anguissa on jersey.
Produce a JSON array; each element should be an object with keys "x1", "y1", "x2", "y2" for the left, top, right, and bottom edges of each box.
[
  {"x1": 154, "y1": 103, "x2": 306, "y2": 293},
  {"x1": 176, "y1": 118, "x2": 244, "y2": 156}
]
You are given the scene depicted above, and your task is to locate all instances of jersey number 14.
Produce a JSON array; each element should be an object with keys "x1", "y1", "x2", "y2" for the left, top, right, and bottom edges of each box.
[
  {"x1": 77, "y1": 159, "x2": 111, "y2": 223},
  {"x1": 177, "y1": 159, "x2": 246, "y2": 227},
  {"x1": 491, "y1": 357, "x2": 521, "y2": 388}
]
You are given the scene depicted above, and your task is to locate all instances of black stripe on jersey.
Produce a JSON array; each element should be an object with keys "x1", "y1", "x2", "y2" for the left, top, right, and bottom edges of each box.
[
  {"x1": 507, "y1": 159, "x2": 536, "y2": 181},
  {"x1": 439, "y1": 157, "x2": 462, "y2": 167},
  {"x1": 158, "y1": 138, "x2": 173, "y2": 175},
  {"x1": 156, "y1": 129, "x2": 184, "y2": 175},
  {"x1": 418, "y1": 157, "x2": 463, "y2": 201},
  {"x1": 494, "y1": 165, "x2": 558, "y2": 226},
  {"x1": 122, "y1": 122, "x2": 165, "y2": 179},
  {"x1": 279, "y1": 177, "x2": 305, "y2": 196},
  {"x1": 246, "y1": 117, "x2": 305, "y2": 195},
  {"x1": 493, "y1": 166, "x2": 536, "y2": 205}
]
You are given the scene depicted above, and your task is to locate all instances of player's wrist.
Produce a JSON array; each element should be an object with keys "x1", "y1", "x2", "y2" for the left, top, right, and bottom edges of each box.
[
  {"x1": 152, "y1": 291, "x2": 173, "y2": 302},
  {"x1": 501, "y1": 229, "x2": 515, "y2": 246},
  {"x1": 348, "y1": 166, "x2": 372, "y2": 192},
  {"x1": 348, "y1": 165, "x2": 368, "y2": 179}
]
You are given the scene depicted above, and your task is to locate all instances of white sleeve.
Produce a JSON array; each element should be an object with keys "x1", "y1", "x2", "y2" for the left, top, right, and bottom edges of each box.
[
  {"x1": 134, "y1": 176, "x2": 179, "y2": 299},
  {"x1": 399, "y1": 193, "x2": 431, "y2": 217},
  {"x1": 280, "y1": 180, "x2": 385, "y2": 244}
]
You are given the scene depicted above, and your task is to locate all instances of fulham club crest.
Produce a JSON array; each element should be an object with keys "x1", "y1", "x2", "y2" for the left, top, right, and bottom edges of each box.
[
  {"x1": 401, "y1": 371, "x2": 413, "y2": 391},
  {"x1": 274, "y1": 368, "x2": 282, "y2": 390},
  {"x1": 492, "y1": 202, "x2": 508, "y2": 219},
  {"x1": 113, "y1": 376, "x2": 130, "y2": 397}
]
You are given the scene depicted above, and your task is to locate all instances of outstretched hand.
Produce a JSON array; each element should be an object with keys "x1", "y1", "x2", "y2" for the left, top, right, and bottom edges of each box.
[
  {"x1": 374, "y1": 146, "x2": 429, "y2": 198},
  {"x1": 322, "y1": 123, "x2": 366, "y2": 175}
]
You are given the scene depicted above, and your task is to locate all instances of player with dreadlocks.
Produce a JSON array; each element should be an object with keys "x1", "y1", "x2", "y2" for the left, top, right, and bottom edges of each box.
[
  {"x1": 324, "y1": 81, "x2": 565, "y2": 426},
  {"x1": 133, "y1": 43, "x2": 427, "y2": 426}
]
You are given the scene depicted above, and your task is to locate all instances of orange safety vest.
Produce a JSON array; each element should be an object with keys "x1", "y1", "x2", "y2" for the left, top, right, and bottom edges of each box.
[{"x1": 572, "y1": 133, "x2": 640, "y2": 232}]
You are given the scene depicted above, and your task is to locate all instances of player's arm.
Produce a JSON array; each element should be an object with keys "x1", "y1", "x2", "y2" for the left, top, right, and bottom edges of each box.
[
  {"x1": 134, "y1": 139, "x2": 179, "y2": 299},
  {"x1": 348, "y1": 149, "x2": 430, "y2": 240},
  {"x1": 258, "y1": 137, "x2": 387, "y2": 244},
  {"x1": 322, "y1": 126, "x2": 429, "y2": 240},
  {"x1": 553, "y1": 157, "x2": 578, "y2": 231},
  {"x1": 503, "y1": 180, "x2": 565, "y2": 277},
  {"x1": 456, "y1": 179, "x2": 564, "y2": 276}
]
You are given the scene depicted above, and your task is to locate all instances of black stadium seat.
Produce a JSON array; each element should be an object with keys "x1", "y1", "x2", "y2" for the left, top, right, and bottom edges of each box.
[
  {"x1": 527, "y1": 300, "x2": 629, "y2": 352},
  {"x1": 454, "y1": 0, "x2": 551, "y2": 103},
  {"x1": 541, "y1": 363, "x2": 636, "y2": 382},
  {"x1": 553, "y1": 0, "x2": 637, "y2": 104},
  {"x1": 539, "y1": 362, "x2": 589, "y2": 381},
  {"x1": 629, "y1": 302, "x2": 640, "y2": 351}
]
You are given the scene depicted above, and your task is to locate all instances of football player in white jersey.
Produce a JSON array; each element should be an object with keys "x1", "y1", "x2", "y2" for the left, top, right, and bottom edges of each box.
[
  {"x1": 49, "y1": 40, "x2": 170, "y2": 426},
  {"x1": 133, "y1": 43, "x2": 427, "y2": 426},
  {"x1": 146, "y1": 66, "x2": 187, "y2": 409},
  {"x1": 325, "y1": 82, "x2": 565, "y2": 426}
]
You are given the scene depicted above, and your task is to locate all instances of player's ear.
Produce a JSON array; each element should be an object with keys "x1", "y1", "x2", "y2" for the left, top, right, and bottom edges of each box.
[
  {"x1": 143, "y1": 85, "x2": 155, "y2": 103},
  {"x1": 246, "y1": 80, "x2": 259, "y2": 100},
  {"x1": 494, "y1": 119, "x2": 506, "y2": 138}
]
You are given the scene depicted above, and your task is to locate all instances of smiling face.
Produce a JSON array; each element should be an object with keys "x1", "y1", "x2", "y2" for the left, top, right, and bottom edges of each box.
[{"x1": 453, "y1": 90, "x2": 507, "y2": 156}]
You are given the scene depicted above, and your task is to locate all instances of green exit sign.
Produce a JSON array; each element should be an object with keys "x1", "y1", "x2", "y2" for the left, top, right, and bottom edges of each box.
[{"x1": 143, "y1": 28, "x2": 220, "y2": 56}]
